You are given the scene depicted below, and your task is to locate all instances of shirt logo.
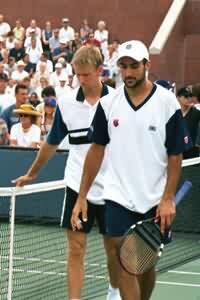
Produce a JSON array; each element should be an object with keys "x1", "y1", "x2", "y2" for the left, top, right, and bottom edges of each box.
[
  {"x1": 148, "y1": 125, "x2": 156, "y2": 131},
  {"x1": 184, "y1": 136, "x2": 189, "y2": 144},
  {"x1": 126, "y1": 44, "x2": 132, "y2": 49},
  {"x1": 113, "y1": 119, "x2": 119, "y2": 127}
]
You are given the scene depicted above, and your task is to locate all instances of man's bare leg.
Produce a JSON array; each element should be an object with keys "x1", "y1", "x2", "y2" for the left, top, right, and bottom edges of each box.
[
  {"x1": 104, "y1": 236, "x2": 141, "y2": 300},
  {"x1": 103, "y1": 236, "x2": 122, "y2": 299},
  {"x1": 66, "y1": 230, "x2": 87, "y2": 300},
  {"x1": 138, "y1": 268, "x2": 156, "y2": 300}
]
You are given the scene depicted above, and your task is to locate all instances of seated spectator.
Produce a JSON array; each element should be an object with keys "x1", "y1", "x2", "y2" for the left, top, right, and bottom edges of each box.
[
  {"x1": 57, "y1": 57, "x2": 73, "y2": 78},
  {"x1": 1, "y1": 83, "x2": 29, "y2": 132},
  {"x1": 37, "y1": 96, "x2": 56, "y2": 142},
  {"x1": 80, "y1": 18, "x2": 93, "y2": 43},
  {"x1": 4, "y1": 56, "x2": 17, "y2": 77},
  {"x1": 25, "y1": 37, "x2": 42, "y2": 71},
  {"x1": 5, "y1": 31, "x2": 16, "y2": 50},
  {"x1": 29, "y1": 91, "x2": 41, "y2": 107},
  {"x1": 55, "y1": 74, "x2": 73, "y2": 98},
  {"x1": 25, "y1": 19, "x2": 41, "y2": 39},
  {"x1": 21, "y1": 76, "x2": 35, "y2": 95},
  {"x1": 9, "y1": 39, "x2": 25, "y2": 62},
  {"x1": 24, "y1": 28, "x2": 43, "y2": 52},
  {"x1": 32, "y1": 61, "x2": 50, "y2": 88},
  {"x1": 59, "y1": 17, "x2": 75, "y2": 43},
  {"x1": 49, "y1": 62, "x2": 65, "y2": 87},
  {"x1": 11, "y1": 60, "x2": 29, "y2": 84},
  {"x1": 0, "y1": 73, "x2": 15, "y2": 112},
  {"x1": 177, "y1": 86, "x2": 200, "y2": 159},
  {"x1": 104, "y1": 43, "x2": 118, "y2": 77},
  {"x1": 41, "y1": 21, "x2": 52, "y2": 53},
  {"x1": 34, "y1": 77, "x2": 49, "y2": 101},
  {"x1": 52, "y1": 39, "x2": 72, "y2": 64},
  {"x1": 0, "y1": 14, "x2": 10, "y2": 39},
  {"x1": 22, "y1": 53, "x2": 35, "y2": 75},
  {"x1": 36, "y1": 52, "x2": 53, "y2": 74},
  {"x1": 49, "y1": 28, "x2": 60, "y2": 54},
  {"x1": 5, "y1": 78, "x2": 16, "y2": 97},
  {"x1": 94, "y1": 20, "x2": 109, "y2": 57},
  {"x1": 0, "y1": 117, "x2": 9, "y2": 145},
  {"x1": 70, "y1": 32, "x2": 82, "y2": 53},
  {"x1": 37, "y1": 85, "x2": 56, "y2": 111},
  {"x1": 13, "y1": 19, "x2": 25, "y2": 41},
  {"x1": 0, "y1": 61, "x2": 8, "y2": 76},
  {"x1": 84, "y1": 32, "x2": 101, "y2": 48},
  {"x1": 1, "y1": 47, "x2": 9, "y2": 65},
  {"x1": 10, "y1": 103, "x2": 41, "y2": 148}
]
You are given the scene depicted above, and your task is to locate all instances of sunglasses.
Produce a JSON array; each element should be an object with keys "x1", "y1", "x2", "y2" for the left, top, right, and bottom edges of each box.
[{"x1": 19, "y1": 114, "x2": 30, "y2": 118}]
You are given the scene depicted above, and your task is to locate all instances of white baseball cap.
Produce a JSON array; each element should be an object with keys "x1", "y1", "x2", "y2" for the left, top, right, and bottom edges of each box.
[
  {"x1": 55, "y1": 62, "x2": 62, "y2": 68},
  {"x1": 117, "y1": 40, "x2": 149, "y2": 63},
  {"x1": 62, "y1": 17, "x2": 69, "y2": 22},
  {"x1": 59, "y1": 38, "x2": 66, "y2": 44},
  {"x1": 17, "y1": 60, "x2": 25, "y2": 66},
  {"x1": 59, "y1": 74, "x2": 67, "y2": 81},
  {"x1": 29, "y1": 28, "x2": 36, "y2": 33}
]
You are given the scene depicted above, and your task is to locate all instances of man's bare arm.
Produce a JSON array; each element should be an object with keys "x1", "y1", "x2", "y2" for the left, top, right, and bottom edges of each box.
[
  {"x1": 71, "y1": 143, "x2": 105, "y2": 230},
  {"x1": 13, "y1": 142, "x2": 58, "y2": 187},
  {"x1": 156, "y1": 154, "x2": 182, "y2": 233}
]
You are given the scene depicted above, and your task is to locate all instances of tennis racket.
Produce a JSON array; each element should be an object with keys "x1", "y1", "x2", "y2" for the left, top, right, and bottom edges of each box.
[{"x1": 119, "y1": 180, "x2": 192, "y2": 275}]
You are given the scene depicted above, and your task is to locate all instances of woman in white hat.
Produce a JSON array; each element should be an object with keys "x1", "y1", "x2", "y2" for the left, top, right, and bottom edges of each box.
[{"x1": 9, "y1": 103, "x2": 41, "y2": 148}]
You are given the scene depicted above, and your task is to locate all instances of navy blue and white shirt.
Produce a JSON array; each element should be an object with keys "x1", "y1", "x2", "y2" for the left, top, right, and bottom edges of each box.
[
  {"x1": 92, "y1": 84, "x2": 191, "y2": 212},
  {"x1": 47, "y1": 84, "x2": 113, "y2": 204}
]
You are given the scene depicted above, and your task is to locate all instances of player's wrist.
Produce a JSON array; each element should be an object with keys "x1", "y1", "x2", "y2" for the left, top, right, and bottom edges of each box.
[
  {"x1": 26, "y1": 170, "x2": 37, "y2": 179},
  {"x1": 161, "y1": 193, "x2": 175, "y2": 203},
  {"x1": 78, "y1": 195, "x2": 86, "y2": 202}
]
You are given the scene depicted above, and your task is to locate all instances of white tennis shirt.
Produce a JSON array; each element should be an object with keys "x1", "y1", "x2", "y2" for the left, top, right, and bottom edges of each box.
[
  {"x1": 92, "y1": 84, "x2": 191, "y2": 212},
  {"x1": 47, "y1": 84, "x2": 113, "y2": 204}
]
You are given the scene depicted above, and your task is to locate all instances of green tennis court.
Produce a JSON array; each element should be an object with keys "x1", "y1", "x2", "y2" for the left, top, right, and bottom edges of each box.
[
  {"x1": 1, "y1": 222, "x2": 200, "y2": 299},
  {"x1": 152, "y1": 259, "x2": 200, "y2": 300},
  {"x1": 96, "y1": 259, "x2": 200, "y2": 300},
  {"x1": 1, "y1": 158, "x2": 200, "y2": 299}
]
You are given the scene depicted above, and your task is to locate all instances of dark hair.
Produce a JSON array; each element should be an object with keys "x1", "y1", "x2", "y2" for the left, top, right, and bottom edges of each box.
[
  {"x1": 142, "y1": 58, "x2": 148, "y2": 65},
  {"x1": 177, "y1": 87, "x2": 192, "y2": 98},
  {"x1": 41, "y1": 52, "x2": 48, "y2": 59},
  {"x1": 112, "y1": 39, "x2": 120, "y2": 44},
  {"x1": 41, "y1": 85, "x2": 56, "y2": 98},
  {"x1": 0, "y1": 73, "x2": 8, "y2": 81},
  {"x1": 191, "y1": 83, "x2": 200, "y2": 101},
  {"x1": 15, "y1": 83, "x2": 28, "y2": 95}
]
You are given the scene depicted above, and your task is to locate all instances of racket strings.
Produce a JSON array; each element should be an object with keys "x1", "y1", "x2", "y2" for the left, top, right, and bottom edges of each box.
[{"x1": 120, "y1": 231, "x2": 161, "y2": 274}]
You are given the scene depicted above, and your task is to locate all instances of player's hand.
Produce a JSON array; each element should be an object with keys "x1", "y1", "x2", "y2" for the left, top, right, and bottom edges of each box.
[
  {"x1": 12, "y1": 174, "x2": 35, "y2": 187},
  {"x1": 71, "y1": 197, "x2": 88, "y2": 231},
  {"x1": 156, "y1": 198, "x2": 176, "y2": 234}
]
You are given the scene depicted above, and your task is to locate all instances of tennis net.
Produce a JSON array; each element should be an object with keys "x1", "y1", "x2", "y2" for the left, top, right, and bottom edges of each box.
[{"x1": 1, "y1": 157, "x2": 200, "y2": 299}]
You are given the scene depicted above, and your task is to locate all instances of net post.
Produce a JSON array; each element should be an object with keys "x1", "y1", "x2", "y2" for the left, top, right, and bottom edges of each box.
[{"x1": 7, "y1": 189, "x2": 16, "y2": 300}]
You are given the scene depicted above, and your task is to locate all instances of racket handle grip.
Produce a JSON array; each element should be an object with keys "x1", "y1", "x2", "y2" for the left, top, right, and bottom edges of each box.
[{"x1": 175, "y1": 180, "x2": 192, "y2": 206}]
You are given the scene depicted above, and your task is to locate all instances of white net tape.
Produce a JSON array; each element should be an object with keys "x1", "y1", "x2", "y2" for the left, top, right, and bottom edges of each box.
[{"x1": 0, "y1": 179, "x2": 67, "y2": 196}]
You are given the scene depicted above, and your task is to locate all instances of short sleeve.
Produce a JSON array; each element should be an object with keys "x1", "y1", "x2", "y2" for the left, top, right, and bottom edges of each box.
[
  {"x1": 165, "y1": 109, "x2": 192, "y2": 155},
  {"x1": 91, "y1": 102, "x2": 110, "y2": 145},
  {"x1": 47, "y1": 106, "x2": 68, "y2": 145}
]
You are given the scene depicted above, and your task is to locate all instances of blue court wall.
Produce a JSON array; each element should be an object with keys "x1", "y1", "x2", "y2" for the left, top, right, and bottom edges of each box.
[{"x1": 0, "y1": 147, "x2": 68, "y2": 220}]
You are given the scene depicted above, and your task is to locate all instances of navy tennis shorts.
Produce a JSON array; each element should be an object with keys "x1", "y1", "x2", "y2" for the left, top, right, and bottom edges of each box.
[
  {"x1": 105, "y1": 200, "x2": 172, "y2": 243},
  {"x1": 61, "y1": 187, "x2": 106, "y2": 234}
]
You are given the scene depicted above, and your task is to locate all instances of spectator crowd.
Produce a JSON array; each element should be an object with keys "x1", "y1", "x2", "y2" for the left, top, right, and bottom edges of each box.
[{"x1": 0, "y1": 13, "x2": 200, "y2": 159}]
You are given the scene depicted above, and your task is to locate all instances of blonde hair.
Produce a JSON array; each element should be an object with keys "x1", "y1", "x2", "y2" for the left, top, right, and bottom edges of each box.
[{"x1": 72, "y1": 45, "x2": 103, "y2": 68}]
